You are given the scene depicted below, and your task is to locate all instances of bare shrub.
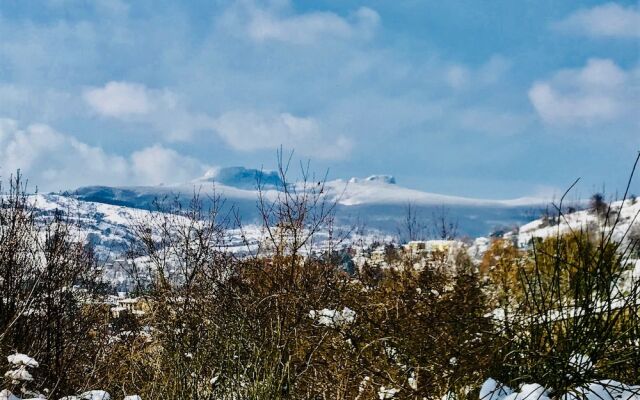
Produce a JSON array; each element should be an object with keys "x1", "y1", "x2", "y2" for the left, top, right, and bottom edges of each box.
[
  {"x1": 485, "y1": 154, "x2": 640, "y2": 395},
  {"x1": 0, "y1": 173, "x2": 108, "y2": 397}
]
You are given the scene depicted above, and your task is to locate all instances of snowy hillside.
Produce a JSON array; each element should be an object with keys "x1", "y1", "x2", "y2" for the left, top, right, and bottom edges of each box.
[
  {"x1": 30, "y1": 193, "x2": 272, "y2": 258},
  {"x1": 22, "y1": 167, "x2": 575, "y2": 261},
  {"x1": 28, "y1": 193, "x2": 388, "y2": 260},
  {"x1": 514, "y1": 198, "x2": 640, "y2": 247},
  {"x1": 30, "y1": 193, "x2": 161, "y2": 258}
]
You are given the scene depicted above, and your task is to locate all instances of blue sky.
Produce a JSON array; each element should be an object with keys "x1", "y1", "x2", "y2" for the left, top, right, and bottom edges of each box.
[{"x1": 0, "y1": 0, "x2": 638, "y2": 198}]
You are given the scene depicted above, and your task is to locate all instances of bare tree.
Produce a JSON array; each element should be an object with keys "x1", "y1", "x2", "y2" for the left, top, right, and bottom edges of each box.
[
  {"x1": 256, "y1": 149, "x2": 339, "y2": 258},
  {"x1": 397, "y1": 202, "x2": 426, "y2": 243},
  {"x1": 431, "y1": 205, "x2": 458, "y2": 240}
]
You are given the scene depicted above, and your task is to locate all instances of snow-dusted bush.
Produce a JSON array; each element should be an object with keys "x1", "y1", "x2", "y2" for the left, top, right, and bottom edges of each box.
[
  {"x1": 482, "y1": 167, "x2": 640, "y2": 396},
  {"x1": 5, "y1": 356, "x2": 38, "y2": 370},
  {"x1": 377, "y1": 386, "x2": 399, "y2": 399},
  {"x1": 480, "y1": 378, "x2": 640, "y2": 400},
  {"x1": 2, "y1": 353, "x2": 40, "y2": 398},
  {"x1": 58, "y1": 390, "x2": 111, "y2": 400},
  {"x1": 309, "y1": 307, "x2": 356, "y2": 327}
]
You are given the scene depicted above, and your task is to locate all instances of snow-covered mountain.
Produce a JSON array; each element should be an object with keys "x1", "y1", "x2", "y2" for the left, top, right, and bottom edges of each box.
[{"x1": 70, "y1": 167, "x2": 549, "y2": 238}]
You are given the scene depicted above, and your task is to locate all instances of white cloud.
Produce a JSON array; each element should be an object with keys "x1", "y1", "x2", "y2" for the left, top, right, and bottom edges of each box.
[
  {"x1": 554, "y1": 2, "x2": 640, "y2": 38},
  {"x1": 528, "y1": 58, "x2": 638, "y2": 125},
  {"x1": 223, "y1": 1, "x2": 379, "y2": 45},
  {"x1": 445, "y1": 55, "x2": 512, "y2": 90},
  {"x1": 0, "y1": 118, "x2": 129, "y2": 190},
  {"x1": 130, "y1": 145, "x2": 207, "y2": 185},
  {"x1": 0, "y1": 119, "x2": 209, "y2": 190},
  {"x1": 84, "y1": 81, "x2": 167, "y2": 117},
  {"x1": 445, "y1": 65, "x2": 470, "y2": 90},
  {"x1": 83, "y1": 81, "x2": 352, "y2": 158},
  {"x1": 213, "y1": 111, "x2": 352, "y2": 159},
  {"x1": 84, "y1": 81, "x2": 213, "y2": 141}
]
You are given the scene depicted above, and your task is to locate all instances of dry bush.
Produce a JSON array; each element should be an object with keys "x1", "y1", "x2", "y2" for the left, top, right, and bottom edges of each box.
[
  {"x1": 485, "y1": 156, "x2": 640, "y2": 396},
  {"x1": 0, "y1": 174, "x2": 109, "y2": 397}
]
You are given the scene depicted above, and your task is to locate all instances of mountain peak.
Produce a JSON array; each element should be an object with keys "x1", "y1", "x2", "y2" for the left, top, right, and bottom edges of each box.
[
  {"x1": 195, "y1": 166, "x2": 283, "y2": 190},
  {"x1": 348, "y1": 175, "x2": 396, "y2": 185},
  {"x1": 365, "y1": 175, "x2": 396, "y2": 184}
]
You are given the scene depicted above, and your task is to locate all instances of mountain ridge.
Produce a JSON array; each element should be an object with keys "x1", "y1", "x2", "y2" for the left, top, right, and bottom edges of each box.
[
  {"x1": 72, "y1": 166, "x2": 550, "y2": 209},
  {"x1": 62, "y1": 166, "x2": 553, "y2": 241}
]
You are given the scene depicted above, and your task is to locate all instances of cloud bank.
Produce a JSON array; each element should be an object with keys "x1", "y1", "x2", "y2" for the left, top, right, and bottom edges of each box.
[
  {"x1": 528, "y1": 58, "x2": 639, "y2": 125},
  {"x1": 0, "y1": 118, "x2": 209, "y2": 191},
  {"x1": 554, "y1": 3, "x2": 640, "y2": 39},
  {"x1": 222, "y1": 1, "x2": 380, "y2": 45},
  {"x1": 84, "y1": 81, "x2": 351, "y2": 159}
]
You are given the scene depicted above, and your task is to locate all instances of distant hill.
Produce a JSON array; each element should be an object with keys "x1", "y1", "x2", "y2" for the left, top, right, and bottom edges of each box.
[{"x1": 68, "y1": 166, "x2": 550, "y2": 239}]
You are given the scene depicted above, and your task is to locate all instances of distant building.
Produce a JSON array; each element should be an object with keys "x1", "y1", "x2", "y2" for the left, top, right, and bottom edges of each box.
[
  {"x1": 370, "y1": 245, "x2": 388, "y2": 265},
  {"x1": 403, "y1": 240, "x2": 459, "y2": 257},
  {"x1": 110, "y1": 296, "x2": 151, "y2": 318}
]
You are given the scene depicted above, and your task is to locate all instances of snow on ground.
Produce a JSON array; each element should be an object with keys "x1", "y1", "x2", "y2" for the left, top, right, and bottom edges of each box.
[
  {"x1": 6, "y1": 354, "x2": 38, "y2": 368},
  {"x1": 27, "y1": 193, "x2": 392, "y2": 260},
  {"x1": 20, "y1": 193, "x2": 389, "y2": 292},
  {"x1": 516, "y1": 199, "x2": 640, "y2": 247},
  {"x1": 480, "y1": 377, "x2": 640, "y2": 400},
  {"x1": 309, "y1": 307, "x2": 356, "y2": 327}
]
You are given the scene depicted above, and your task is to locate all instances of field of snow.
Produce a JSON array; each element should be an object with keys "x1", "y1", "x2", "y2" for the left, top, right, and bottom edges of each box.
[{"x1": 515, "y1": 198, "x2": 640, "y2": 247}]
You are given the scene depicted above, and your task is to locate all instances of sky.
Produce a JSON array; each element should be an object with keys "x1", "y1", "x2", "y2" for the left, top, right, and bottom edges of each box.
[{"x1": 0, "y1": 0, "x2": 638, "y2": 198}]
